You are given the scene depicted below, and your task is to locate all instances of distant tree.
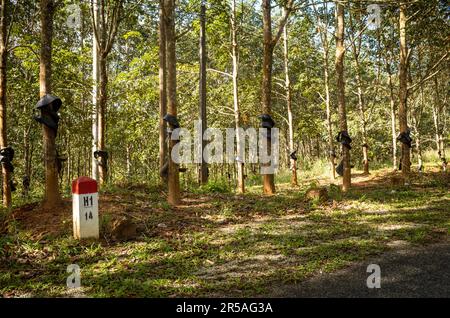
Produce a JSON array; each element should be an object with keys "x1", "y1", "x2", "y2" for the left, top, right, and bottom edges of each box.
[
  {"x1": 282, "y1": 7, "x2": 297, "y2": 186},
  {"x1": 312, "y1": 1, "x2": 335, "y2": 181}
]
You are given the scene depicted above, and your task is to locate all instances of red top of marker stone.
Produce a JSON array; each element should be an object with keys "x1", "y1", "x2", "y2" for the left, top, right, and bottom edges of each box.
[{"x1": 72, "y1": 177, "x2": 98, "y2": 194}]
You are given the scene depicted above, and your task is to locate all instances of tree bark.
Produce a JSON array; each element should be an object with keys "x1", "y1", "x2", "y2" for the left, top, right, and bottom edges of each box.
[
  {"x1": 314, "y1": 2, "x2": 335, "y2": 181},
  {"x1": 198, "y1": 1, "x2": 208, "y2": 185},
  {"x1": 282, "y1": 10, "x2": 297, "y2": 186},
  {"x1": 399, "y1": 2, "x2": 411, "y2": 180},
  {"x1": 432, "y1": 77, "x2": 445, "y2": 162},
  {"x1": 335, "y1": 1, "x2": 351, "y2": 191},
  {"x1": 91, "y1": 0, "x2": 99, "y2": 181},
  {"x1": 349, "y1": 3, "x2": 369, "y2": 175},
  {"x1": 260, "y1": 0, "x2": 293, "y2": 195},
  {"x1": 388, "y1": 71, "x2": 398, "y2": 170},
  {"x1": 97, "y1": 55, "x2": 107, "y2": 184},
  {"x1": 355, "y1": 63, "x2": 369, "y2": 175},
  {"x1": 158, "y1": 0, "x2": 167, "y2": 184},
  {"x1": 413, "y1": 116, "x2": 423, "y2": 172},
  {"x1": 90, "y1": 0, "x2": 122, "y2": 186},
  {"x1": 40, "y1": 0, "x2": 62, "y2": 209},
  {"x1": 0, "y1": 0, "x2": 11, "y2": 208},
  {"x1": 261, "y1": 0, "x2": 275, "y2": 195},
  {"x1": 231, "y1": 0, "x2": 244, "y2": 193},
  {"x1": 164, "y1": 0, "x2": 180, "y2": 205}
]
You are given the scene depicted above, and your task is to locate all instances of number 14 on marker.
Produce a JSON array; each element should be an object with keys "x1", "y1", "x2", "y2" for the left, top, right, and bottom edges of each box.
[{"x1": 85, "y1": 211, "x2": 93, "y2": 221}]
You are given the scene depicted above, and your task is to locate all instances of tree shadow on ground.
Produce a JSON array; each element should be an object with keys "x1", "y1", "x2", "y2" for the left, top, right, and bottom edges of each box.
[{"x1": 2, "y1": 170, "x2": 449, "y2": 297}]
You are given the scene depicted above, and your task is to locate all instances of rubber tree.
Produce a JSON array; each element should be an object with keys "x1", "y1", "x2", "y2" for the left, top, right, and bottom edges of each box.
[
  {"x1": 158, "y1": 0, "x2": 167, "y2": 184},
  {"x1": 348, "y1": 5, "x2": 369, "y2": 175},
  {"x1": 230, "y1": 0, "x2": 245, "y2": 193},
  {"x1": 398, "y1": 1, "x2": 411, "y2": 180},
  {"x1": 90, "y1": 0, "x2": 123, "y2": 186},
  {"x1": 40, "y1": 0, "x2": 62, "y2": 208},
  {"x1": 164, "y1": 0, "x2": 180, "y2": 205},
  {"x1": 0, "y1": 0, "x2": 11, "y2": 208},
  {"x1": 312, "y1": 2, "x2": 336, "y2": 181},
  {"x1": 260, "y1": 0, "x2": 294, "y2": 195},
  {"x1": 91, "y1": 0, "x2": 99, "y2": 181},
  {"x1": 335, "y1": 1, "x2": 351, "y2": 192},
  {"x1": 198, "y1": 0, "x2": 208, "y2": 185},
  {"x1": 282, "y1": 7, "x2": 297, "y2": 186}
]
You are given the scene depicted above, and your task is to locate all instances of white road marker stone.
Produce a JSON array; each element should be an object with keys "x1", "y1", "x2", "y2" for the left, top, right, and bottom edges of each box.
[{"x1": 72, "y1": 177, "x2": 99, "y2": 239}]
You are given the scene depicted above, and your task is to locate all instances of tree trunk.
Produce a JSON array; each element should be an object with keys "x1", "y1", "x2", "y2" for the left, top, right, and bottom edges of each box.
[
  {"x1": 414, "y1": 121, "x2": 423, "y2": 172},
  {"x1": 260, "y1": 0, "x2": 292, "y2": 194},
  {"x1": 40, "y1": 0, "x2": 61, "y2": 209},
  {"x1": 0, "y1": 0, "x2": 11, "y2": 208},
  {"x1": 90, "y1": 0, "x2": 122, "y2": 186},
  {"x1": 349, "y1": 2, "x2": 369, "y2": 175},
  {"x1": 388, "y1": 72, "x2": 398, "y2": 170},
  {"x1": 432, "y1": 77, "x2": 445, "y2": 162},
  {"x1": 399, "y1": 2, "x2": 411, "y2": 180},
  {"x1": 313, "y1": 1, "x2": 335, "y2": 181},
  {"x1": 91, "y1": 0, "x2": 99, "y2": 181},
  {"x1": 23, "y1": 121, "x2": 31, "y2": 197},
  {"x1": 164, "y1": 0, "x2": 180, "y2": 205},
  {"x1": 97, "y1": 56, "x2": 107, "y2": 184},
  {"x1": 158, "y1": 0, "x2": 167, "y2": 184},
  {"x1": 261, "y1": 0, "x2": 275, "y2": 195},
  {"x1": 126, "y1": 144, "x2": 131, "y2": 178},
  {"x1": 355, "y1": 62, "x2": 369, "y2": 175},
  {"x1": 283, "y1": 9, "x2": 297, "y2": 186},
  {"x1": 231, "y1": 0, "x2": 244, "y2": 193},
  {"x1": 324, "y1": 49, "x2": 335, "y2": 181},
  {"x1": 198, "y1": 1, "x2": 208, "y2": 185},
  {"x1": 335, "y1": 2, "x2": 351, "y2": 191}
]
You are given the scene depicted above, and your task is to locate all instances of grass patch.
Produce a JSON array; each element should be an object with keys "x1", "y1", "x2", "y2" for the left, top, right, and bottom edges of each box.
[{"x1": 1, "y1": 169, "x2": 449, "y2": 297}]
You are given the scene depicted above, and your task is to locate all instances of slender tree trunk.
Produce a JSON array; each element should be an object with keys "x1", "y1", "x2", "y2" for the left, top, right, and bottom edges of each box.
[
  {"x1": 261, "y1": 0, "x2": 275, "y2": 195},
  {"x1": 23, "y1": 103, "x2": 33, "y2": 190},
  {"x1": 313, "y1": 2, "x2": 335, "y2": 181},
  {"x1": 198, "y1": 1, "x2": 208, "y2": 185},
  {"x1": 126, "y1": 144, "x2": 131, "y2": 178},
  {"x1": 399, "y1": 2, "x2": 411, "y2": 180},
  {"x1": 0, "y1": 0, "x2": 11, "y2": 208},
  {"x1": 91, "y1": 0, "x2": 99, "y2": 181},
  {"x1": 40, "y1": 0, "x2": 61, "y2": 208},
  {"x1": 349, "y1": 3, "x2": 369, "y2": 175},
  {"x1": 97, "y1": 56, "x2": 107, "y2": 184},
  {"x1": 90, "y1": 0, "x2": 122, "y2": 186},
  {"x1": 165, "y1": 0, "x2": 180, "y2": 205},
  {"x1": 358, "y1": 95, "x2": 369, "y2": 175},
  {"x1": 283, "y1": 9, "x2": 297, "y2": 186},
  {"x1": 260, "y1": 0, "x2": 292, "y2": 194},
  {"x1": 432, "y1": 103, "x2": 441, "y2": 156},
  {"x1": 324, "y1": 52, "x2": 335, "y2": 180},
  {"x1": 23, "y1": 121, "x2": 31, "y2": 197},
  {"x1": 321, "y1": 36, "x2": 335, "y2": 181},
  {"x1": 158, "y1": 0, "x2": 167, "y2": 184},
  {"x1": 413, "y1": 117, "x2": 423, "y2": 172},
  {"x1": 231, "y1": 0, "x2": 244, "y2": 193},
  {"x1": 335, "y1": 2, "x2": 351, "y2": 191},
  {"x1": 388, "y1": 72, "x2": 397, "y2": 170},
  {"x1": 354, "y1": 61, "x2": 369, "y2": 175},
  {"x1": 432, "y1": 77, "x2": 444, "y2": 161}
]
